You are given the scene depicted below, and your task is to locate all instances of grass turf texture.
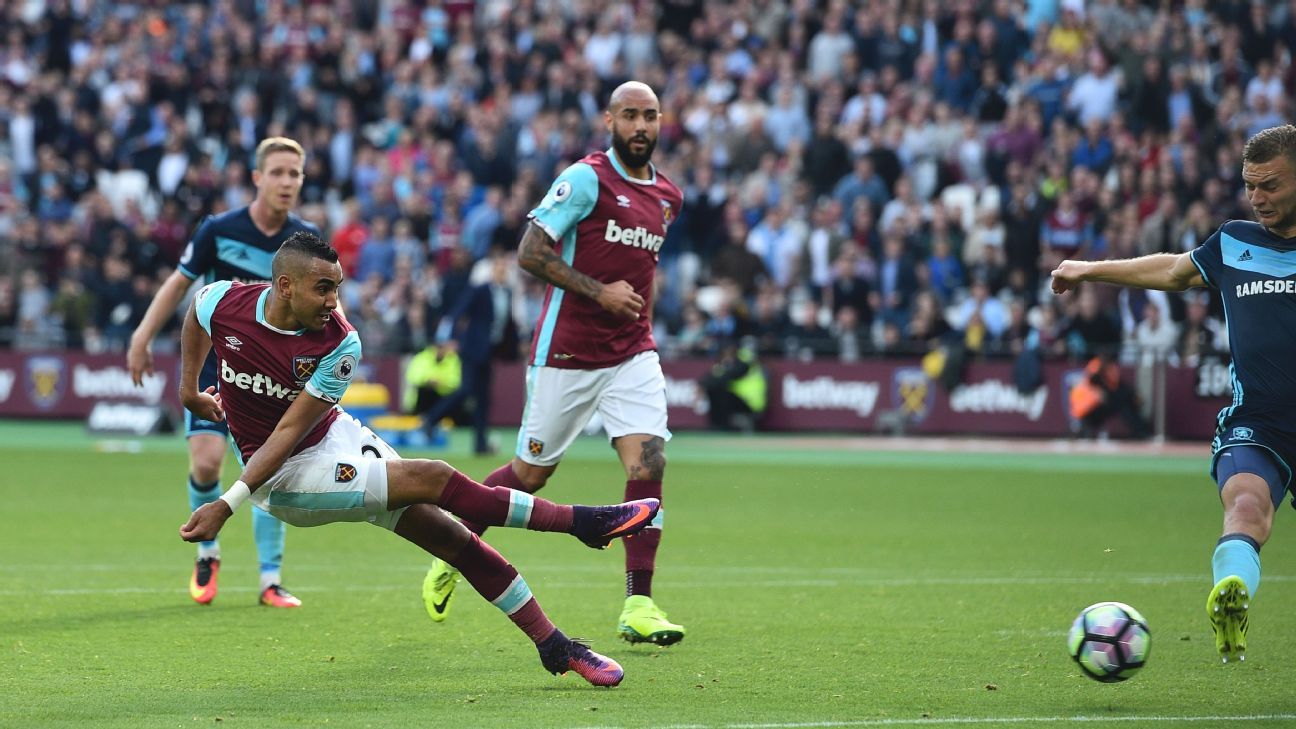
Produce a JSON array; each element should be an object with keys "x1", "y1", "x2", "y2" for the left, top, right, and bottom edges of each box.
[{"x1": 2, "y1": 420, "x2": 1295, "y2": 728}]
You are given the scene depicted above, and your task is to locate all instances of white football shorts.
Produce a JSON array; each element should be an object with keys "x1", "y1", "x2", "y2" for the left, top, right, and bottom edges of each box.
[
  {"x1": 515, "y1": 350, "x2": 671, "y2": 467},
  {"x1": 251, "y1": 410, "x2": 409, "y2": 531}
]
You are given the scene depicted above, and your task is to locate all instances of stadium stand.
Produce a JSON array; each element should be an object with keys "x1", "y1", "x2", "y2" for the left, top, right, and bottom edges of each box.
[{"x1": 0, "y1": 0, "x2": 1262, "y2": 374}]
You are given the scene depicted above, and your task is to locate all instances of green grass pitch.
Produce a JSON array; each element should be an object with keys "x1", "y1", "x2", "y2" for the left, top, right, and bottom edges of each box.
[{"x1": 2, "y1": 421, "x2": 1296, "y2": 728}]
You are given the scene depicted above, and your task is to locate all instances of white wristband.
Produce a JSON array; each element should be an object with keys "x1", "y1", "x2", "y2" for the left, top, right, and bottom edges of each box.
[{"x1": 220, "y1": 480, "x2": 252, "y2": 512}]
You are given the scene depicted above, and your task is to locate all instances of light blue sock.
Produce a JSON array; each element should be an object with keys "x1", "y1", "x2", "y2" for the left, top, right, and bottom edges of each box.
[
  {"x1": 188, "y1": 476, "x2": 220, "y2": 552},
  {"x1": 253, "y1": 506, "x2": 285, "y2": 579},
  {"x1": 1212, "y1": 534, "x2": 1261, "y2": 596}
]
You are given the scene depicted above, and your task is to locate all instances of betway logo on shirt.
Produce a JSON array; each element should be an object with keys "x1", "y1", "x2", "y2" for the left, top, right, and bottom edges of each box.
[
  {"x1": 604, "y1": 219, "x2": 663, "y2": 253},
  {"x1": 221, "y1": 360, "x2": 301, "y2": 400}
]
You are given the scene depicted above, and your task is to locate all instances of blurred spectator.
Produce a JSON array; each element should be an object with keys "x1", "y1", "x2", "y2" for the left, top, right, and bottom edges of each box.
[
  {"x1": 782, "y1": 297, "x2": 834, "y2": 361},
  {"x1": 830, "y1": 305, "x2": 868, "y2": 362},
  {"x1": 876, "y1": 231, "x2": 919, "y2": 329},
  {"x1": 1069, "y1": 350, "x2": 1152, "y2": 439},
  {"x1": 1063, "y1": 286, "x2": 1123, "y2": 358},
  {"x1": 802, "y1": 199, "x2": 850, "y2": 303},
  {"x1": 355, "y1": 216, "x2": 396, "y2": 284},
  {"x1": 746, "y1": 204, "x2": 803, "y2": 291},
  {"x1": 698, "y1": 340, "x2": 767, "y2": 432},
  {"x1": 833, "y1": 155, "x2": 889, "y2": 220},
  {"x1": 418, "y1": 253, "x2": 514, "y2": 454},
  {"x1": 1179, "y1": 290, "x2": 1229, "y2": 366},
  {"x1": 1067, "y1": 46, "x2": 1119, "y2": 123},
  {"x1": 0, "y1": 276, "x2": 16, "y2": 348},
  {"x1": 1040, "y1": 191, "x2": 1094, "y2": 270},
  {"x1": 672, "y1": 303, "x2": 712, "y2": 358},
  {"x1": 1129, "y1": 300, "x2": 1180, "y2": 364},
  {"x1": 16, "y1": 269, "x2": 53, "y2": 349},
  {"x1": 951, "y1": 275, "x2": 1010, "y2": 353},
  {"x1": 50, "y1": 274, "x2": 95, "y2": 350},
  {"x1": 404, "y1": 341, "x2": 464, "y2": 430}
]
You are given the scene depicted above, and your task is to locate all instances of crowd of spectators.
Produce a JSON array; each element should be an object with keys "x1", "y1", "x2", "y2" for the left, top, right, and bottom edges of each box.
[{"x1": 0, "y1": 0, "x2": 1273, "y2": 370}]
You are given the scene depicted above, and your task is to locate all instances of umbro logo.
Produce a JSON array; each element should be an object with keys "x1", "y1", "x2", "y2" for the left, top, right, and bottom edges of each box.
[
  {"x1": 224, "y1": 336, "x2": 242, "y2": 350},
  {"x1": 1239, "y1": 250, "x2": 1253, "y2": 262},
  {"x1": 615, "y1": 195, "x2": 631, "y2": 208}
]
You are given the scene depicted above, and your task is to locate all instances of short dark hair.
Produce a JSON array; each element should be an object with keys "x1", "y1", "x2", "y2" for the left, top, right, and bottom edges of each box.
[
  {"x1": 1242, "y1": 125, "x2": 1296, "y2": 166},
  {"x1": 272, "y1": 231, "x2": 338, "y2": 279}
]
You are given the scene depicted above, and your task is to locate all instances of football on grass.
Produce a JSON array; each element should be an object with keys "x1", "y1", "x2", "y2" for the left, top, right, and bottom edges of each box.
[{"x1": 1067, "y1": 601, "x2": 1151, "y2": 682}]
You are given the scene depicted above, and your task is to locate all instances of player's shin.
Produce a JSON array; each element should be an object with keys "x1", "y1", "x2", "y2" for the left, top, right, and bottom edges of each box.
[
  {"x1": 1213, "y1": 533, "x2": 1262, "y2": 597},
  {"x1": 252, "y1": 507, "x2": 286, "y2": 591},
  {"x1": 188, "y1": 476, "x2": 221, "y2": 555},
  {"x1": 624, "y1": 479, "x2": 662, "y2": 596},
  {"x1": 449, "y1": 533, "x2": 556, "y2": 643}
]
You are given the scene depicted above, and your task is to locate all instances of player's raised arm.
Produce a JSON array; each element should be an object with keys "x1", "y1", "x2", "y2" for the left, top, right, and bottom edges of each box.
[
  {"x1": 517, "y1": 221, "x2": 643, "y2": 319},
  {"x1": 1050, "y1": 252, "x2": 1205, "y2": 294}
]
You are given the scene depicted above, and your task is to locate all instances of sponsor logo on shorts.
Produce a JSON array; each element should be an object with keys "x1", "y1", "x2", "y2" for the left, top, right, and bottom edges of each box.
[
  {"x1": 528, "y1": 437, "x2": 545, "y2": 457},
  {"x1": 293, "y1": 355, "x2": 319, "y2": 382},
  {"x1": 1232, "y1": 426, "x2": 1254, "y2": 441},
  {"x1": 335, "y1": 463, "x2": 357, "y2": 482}
]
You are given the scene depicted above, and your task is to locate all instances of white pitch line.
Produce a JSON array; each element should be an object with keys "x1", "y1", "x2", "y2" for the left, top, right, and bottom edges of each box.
[
  {"x1": 6, "y1": 573, "x2": 1296, "y2": 597},
  {"x1": 573, "y1": 715, "x2": 1296, "y2": 729}
]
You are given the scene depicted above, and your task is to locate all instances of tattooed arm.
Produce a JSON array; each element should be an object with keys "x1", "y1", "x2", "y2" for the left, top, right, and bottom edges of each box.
[{"x1": 517, "y1": 220, "x2": 644, "y2": 319}]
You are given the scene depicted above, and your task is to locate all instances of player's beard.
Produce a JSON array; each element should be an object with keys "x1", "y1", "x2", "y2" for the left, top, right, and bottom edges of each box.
[{"x1": 612, "y1": 130, "x2": 657, "y2": 169}]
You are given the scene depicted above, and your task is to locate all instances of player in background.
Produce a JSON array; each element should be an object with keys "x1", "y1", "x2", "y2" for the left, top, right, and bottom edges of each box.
[
  {"x1": 179, "y1": 231, "x2": 658, "y2": 686},
  {"x1": 423, "y1": 81, "x2": 686, "y2": 646},
  {"x1": 1051, "y1": 124, "x2": 1296, "y2": 663},
  {"x1": 128, "y1": 137, "x2": 318, "y2": 608}
]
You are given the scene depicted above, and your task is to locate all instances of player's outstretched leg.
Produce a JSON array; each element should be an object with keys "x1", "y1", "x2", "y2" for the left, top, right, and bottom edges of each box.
[
  {"x1": 419, "y1": 466, "x2": 660, "y2": 548},
  {"x1": 1207, "y1": 575, "x2": 1250, "y2": 663},
  {"x1": 422, "y1": 557, "x2": 459, "y2": 622},
  {"x1": 396, "y1": 506, "x2": 624, "y2": 687}
]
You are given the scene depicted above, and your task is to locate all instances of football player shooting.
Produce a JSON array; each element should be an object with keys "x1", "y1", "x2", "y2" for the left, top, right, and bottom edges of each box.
[
  {"x1": 1051, "y1": 124, "x2": 1296, "y2": 664},
  {"x1": 130, "y1": 136, "x2": 319, "y2": 609},
  {"x1": 176, "y1": 231, "x2": 659, "y2": 687}
]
